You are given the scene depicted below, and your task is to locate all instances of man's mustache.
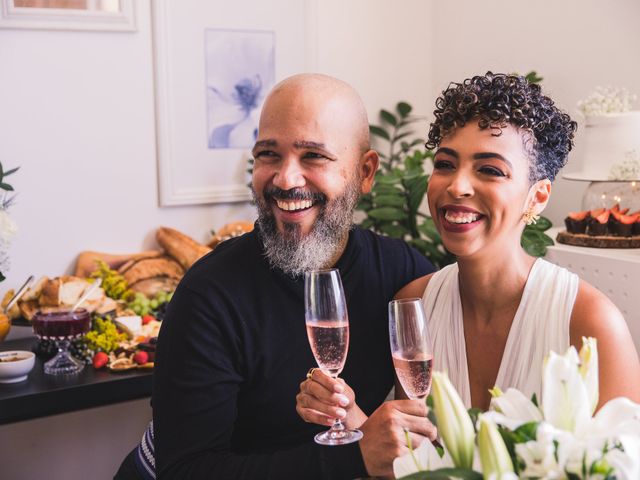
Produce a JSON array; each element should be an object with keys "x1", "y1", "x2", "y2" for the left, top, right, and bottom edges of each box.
[{"x1": 262, "y1": 186, "x2": 327, "y2": 204}]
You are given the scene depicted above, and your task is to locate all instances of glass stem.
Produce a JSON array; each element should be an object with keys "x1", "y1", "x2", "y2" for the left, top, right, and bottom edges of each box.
[
  {"x1": 331, "y1": 418, "x2": 345, "y2": 432},
  {"x1": 57, "y1": 338, "x2": 70, "y2": 354}
]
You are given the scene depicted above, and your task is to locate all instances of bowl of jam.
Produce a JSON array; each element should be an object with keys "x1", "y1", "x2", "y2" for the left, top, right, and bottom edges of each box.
[{"x1": 32, "y1": 309, "x2": 91, "y2": 339}]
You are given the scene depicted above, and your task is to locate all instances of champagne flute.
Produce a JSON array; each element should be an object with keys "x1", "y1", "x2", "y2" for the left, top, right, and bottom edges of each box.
[
  {"x1": 389, "y1": 298, "x2": 434, "y2": 400},
  {"x1": 304, "y1": 268, "x2": 363, "y2": 445}
]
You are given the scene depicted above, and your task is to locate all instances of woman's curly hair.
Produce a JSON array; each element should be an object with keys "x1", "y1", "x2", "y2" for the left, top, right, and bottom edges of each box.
[{"x1": 426, "y1": 72, "x2": 578, "y2": 182}]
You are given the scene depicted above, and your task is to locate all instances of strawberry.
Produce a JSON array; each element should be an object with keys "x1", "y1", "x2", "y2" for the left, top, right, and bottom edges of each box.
[
  {"x1": 594, "y1": 210, "x2": 610, "y2": 224},
  {"x1": 133, "y1": 351, "x2": 149, "y2": 365},
  {"x1": 93, "y1": 351, "x2": 109, "y2": 369},
  {"x1": 568, "y1": 210, "x2": 589, "y2": 221},
  {"x1": 142, "y1": 315, "x2": 155, "y2": 325},
  {"x1": 590, "y1": 208, "x2": 606, "y2": 219},
  {"x1": 619, "y1": 213, "x2": 639, "y2": 225}
]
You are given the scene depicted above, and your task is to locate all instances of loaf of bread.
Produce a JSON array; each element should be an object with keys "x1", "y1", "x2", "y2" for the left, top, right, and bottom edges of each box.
[{"x1": 156, "y1": 227, "x2": 211, "y2": 270}]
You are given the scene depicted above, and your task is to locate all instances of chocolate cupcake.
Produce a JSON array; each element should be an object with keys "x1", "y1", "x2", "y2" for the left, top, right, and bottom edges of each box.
[
  {"x1": 586, "y1": 209, "x2": 610, "y2": 236},
  {"x1": 564, "y1": 211, "x2": 589, "y2": 234}
]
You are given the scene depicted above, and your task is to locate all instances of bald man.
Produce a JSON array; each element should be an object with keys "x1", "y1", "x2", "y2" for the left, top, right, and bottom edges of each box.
[{"x1": 116, "y1": 74, "x2": 435, "y2": 480}]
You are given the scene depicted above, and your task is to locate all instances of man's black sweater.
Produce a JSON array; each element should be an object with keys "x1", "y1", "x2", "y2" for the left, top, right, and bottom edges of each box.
[{"x1": 153, "y1": 226, "x2": 434, "y2": 479}]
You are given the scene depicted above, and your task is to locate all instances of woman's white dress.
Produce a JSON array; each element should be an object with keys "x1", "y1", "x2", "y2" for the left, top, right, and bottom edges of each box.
[{"x1": 422, "y1": 258, "x2": 579, "y2": 407}]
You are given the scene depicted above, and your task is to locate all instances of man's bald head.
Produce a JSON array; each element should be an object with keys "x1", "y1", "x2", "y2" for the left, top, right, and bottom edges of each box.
[{"x1": 259, "y1": 73, "x2": 371, "y2": 154}]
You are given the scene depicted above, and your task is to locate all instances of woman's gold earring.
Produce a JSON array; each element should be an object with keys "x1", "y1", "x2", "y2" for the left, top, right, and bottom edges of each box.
[{"x1": 522, "y1": 208, "x2": 540, "y2": 226}]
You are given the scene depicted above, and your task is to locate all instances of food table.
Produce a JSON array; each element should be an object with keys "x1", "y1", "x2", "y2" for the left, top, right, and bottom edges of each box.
[
  {"x1": 0, "y1": 335, "x2": 152, "y2": 425},
  {"x1": 0, "y1": 331, "x2": 152, "y2": 479}
]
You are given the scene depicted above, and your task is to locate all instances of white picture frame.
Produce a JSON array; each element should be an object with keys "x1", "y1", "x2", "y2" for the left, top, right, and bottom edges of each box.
[
  {"x1": 0, "y1": 0, "x2": 137, "y2": 32},
  {"x1": 153, "y1": 0, "x2": 318, "y2": 206}
]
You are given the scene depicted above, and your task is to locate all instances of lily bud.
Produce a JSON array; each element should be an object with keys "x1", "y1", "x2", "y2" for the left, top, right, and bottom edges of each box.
[
  {"x1": 478, "y1": 416, "x2": 514, "y2": 479},
  {"x1": 542, "y1": 347, "x2": 590, "y2": 433},
  {"x1": 579, "y1": 336, "x2": 599, "y2": 414},
  {"x1": 431, "y1": 371, "x2": 475, "y2": 469}
]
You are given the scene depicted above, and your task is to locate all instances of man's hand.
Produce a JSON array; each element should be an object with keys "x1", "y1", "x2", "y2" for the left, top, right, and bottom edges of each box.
[
  {"x1": 359, "y1": 400, "x2": 437, "y2": 477},
  {"x1": 296, "y1": 369, "x2": 367, "y2": 429}
]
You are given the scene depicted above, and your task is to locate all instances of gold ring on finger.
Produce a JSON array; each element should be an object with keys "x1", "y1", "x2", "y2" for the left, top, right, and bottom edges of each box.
[{"x1": 306, "y1": 367, "x2": 318, "y2": 380}]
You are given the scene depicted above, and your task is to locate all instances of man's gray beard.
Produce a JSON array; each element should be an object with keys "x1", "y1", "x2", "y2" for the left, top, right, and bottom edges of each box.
[{"x1": 252, "y1": 181, "x2": 361, "y2": 278}]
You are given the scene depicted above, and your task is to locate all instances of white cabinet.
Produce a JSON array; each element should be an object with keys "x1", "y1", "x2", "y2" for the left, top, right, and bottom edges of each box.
[{"x1": 545, "y1": 228, "x2": 640, "y2": 353}]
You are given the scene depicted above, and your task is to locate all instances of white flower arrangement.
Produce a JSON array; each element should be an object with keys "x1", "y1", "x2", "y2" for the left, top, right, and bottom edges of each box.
[
  {"x1": 394, "y1": 338, "x2": 640, "y2": 480},
  {"x1": 0, "y1": 162, "x2": 20, "y2": 282},
  {"x1": 608, "y1": 150, "x2": 640, "y2": 181},
  {"x1": 577, "y1": 86, "x2": 637, "y2": 116}
]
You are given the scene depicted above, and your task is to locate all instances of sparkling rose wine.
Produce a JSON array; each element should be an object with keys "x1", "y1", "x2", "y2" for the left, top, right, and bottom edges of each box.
[
  {"x1": 392, "y1": 352, "x2": 433, "y2": 399},
  {"x1": 306, "y1": 322, "x2": 349, "y2": 377}
]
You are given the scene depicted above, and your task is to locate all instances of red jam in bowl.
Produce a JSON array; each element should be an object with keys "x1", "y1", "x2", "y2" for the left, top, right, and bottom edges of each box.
[{"x1": 32, "y1": 309, "x2": 91, "y2": 339}]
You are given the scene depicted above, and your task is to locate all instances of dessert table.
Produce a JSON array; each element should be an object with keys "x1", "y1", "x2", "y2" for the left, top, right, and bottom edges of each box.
[{"x1": 0, "y1": 335, "x2": 152, "y2": 425}]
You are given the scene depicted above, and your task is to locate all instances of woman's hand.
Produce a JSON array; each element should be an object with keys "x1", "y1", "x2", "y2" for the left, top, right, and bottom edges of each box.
[{"x1": 296, "y1": 369, "x2": 367, "y2": 429}]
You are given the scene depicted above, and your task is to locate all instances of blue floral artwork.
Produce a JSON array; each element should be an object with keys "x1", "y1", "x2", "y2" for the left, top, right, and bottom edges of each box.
[{"x1": 205, "y1": 29, "x2": 275, "y2": 149}]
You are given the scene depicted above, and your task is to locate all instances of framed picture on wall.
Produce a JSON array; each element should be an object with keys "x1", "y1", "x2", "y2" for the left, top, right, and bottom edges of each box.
[
  {"x1": 153, "y1": 0, "x2": 318, "y2": 206},
  {"x1": 0, "y1": 0, "x2": 136, "y2": 31}
]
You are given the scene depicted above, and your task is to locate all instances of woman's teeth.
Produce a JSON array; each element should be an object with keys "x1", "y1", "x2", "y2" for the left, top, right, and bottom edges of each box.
[
  {"x1": 276, "y1": 199, "x2": 313, "y2": 211},
  {"x1": 444, "y1": 210, "x2": 480, "y2": 224}
]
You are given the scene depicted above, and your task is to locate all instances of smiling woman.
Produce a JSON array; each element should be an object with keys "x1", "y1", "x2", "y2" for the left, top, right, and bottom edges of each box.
[{"x1": 398, "y1": 72, "x2": 640, "y2": 412}]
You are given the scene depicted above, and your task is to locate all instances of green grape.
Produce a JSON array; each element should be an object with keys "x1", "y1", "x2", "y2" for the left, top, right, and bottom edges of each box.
[
  {"x1": 150, "y1": 299, "x2": 158, "y2": 309},
  {"x1": 84, "y1": 316, "x2": 127, "y2": 353},
  {"x1": 91, "y1": 260, "x2": 134, "y2": 301}
]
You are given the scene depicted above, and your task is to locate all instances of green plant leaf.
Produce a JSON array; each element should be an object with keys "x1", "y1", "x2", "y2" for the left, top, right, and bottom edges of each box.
[
  {"x1": 370, "y1": 125, "x2": 390, "y2": 140},
  {"x1": 0, "y1": 271, "x2": 5, "y2": 282},
  {"x1": 522, "y1": 238, "x2": 547, "y2": 257},
  {"x1": 375, "y1": 175, "x2": 402, "y2": 186},
  {"x1": 379, "y1": 223, "x2": 410, "y2": 238},
  {"x1": 374, "y1": 194, "x2": 406, "y2": 208},
  {"x1": 530, "y1": 215, "x2": 552, "y2": 231},
  {"x1": 418, "y1": 217, "x2": 440, "y2": 239},
  {"x1": 373, "y1": 184, "x2": 404, "y2": 195},
  {"x1": 359, "y1": 218, "x2": 374, "y2": 230},
  {"x1": 3, "y1": 167, "x2": 19, "y2": 177},
  {"x1": 512, "y1": 421, "x2": 539, "y2": 442},
  {"x1": 397, "y1": 101, "x2": 412, "y2": 117},
  {"x1": 523, "y1": 228, "x2": 554, "y2": 246},
  {"x1": 368, "y1": 207, "x2": 407, "y2": 221},
  {"x1": 392, "y1": 131, "x2": 413, "y2": 144},
  {"x1": 381, "y1": 109, "x2": 398, "y2": 126},
  {"x1": 524, "y1": 71, "x2": 543, "y2": 84},
  {"x1": 0, "y1": 183, "x2": 14, "y2": 192},
  {"x1": 404, "y1": 175, "x2": 427, "y2": 213}
]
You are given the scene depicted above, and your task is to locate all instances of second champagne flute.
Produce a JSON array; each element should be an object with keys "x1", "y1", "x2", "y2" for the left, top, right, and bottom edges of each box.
[
  {"x1": 389, "y1": 298, "x2": 434, "y2": 400},
  {"x1": 304, "y1": 268, "x2": 363, "y2": 445}
]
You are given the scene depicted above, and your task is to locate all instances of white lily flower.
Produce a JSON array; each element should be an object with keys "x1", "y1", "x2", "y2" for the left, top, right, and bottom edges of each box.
[
  {"x1": 478, "y1": 416, "x2": 514, "y2": 479},
  {"x1": 392, "y1": 438, "x2": 452, "y2": 478},
  {"x1": 490, "y1": 387, "x2": 543, "y2": 425},
  {"x1": 584, "y1": 396, "x2": 640, "y2": 439},
  {"x1": 487, "y1": 473, "x2": 518, "y2": 480},
  {"x1": 515, "y1": 440, "x2": 559, "y2": 479},
  {"x1": 432, "y1": 371, "x2": 475, "y2": 469},
  {"x1": 579, "y1": 337, "x2": 599, "y2": 415},
  {"x1": 605, "y1": 433, "x2": 640, "y2": 480},
  {"x1": 542, "y1": 347, "x2": 591, "y2": 433}
]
